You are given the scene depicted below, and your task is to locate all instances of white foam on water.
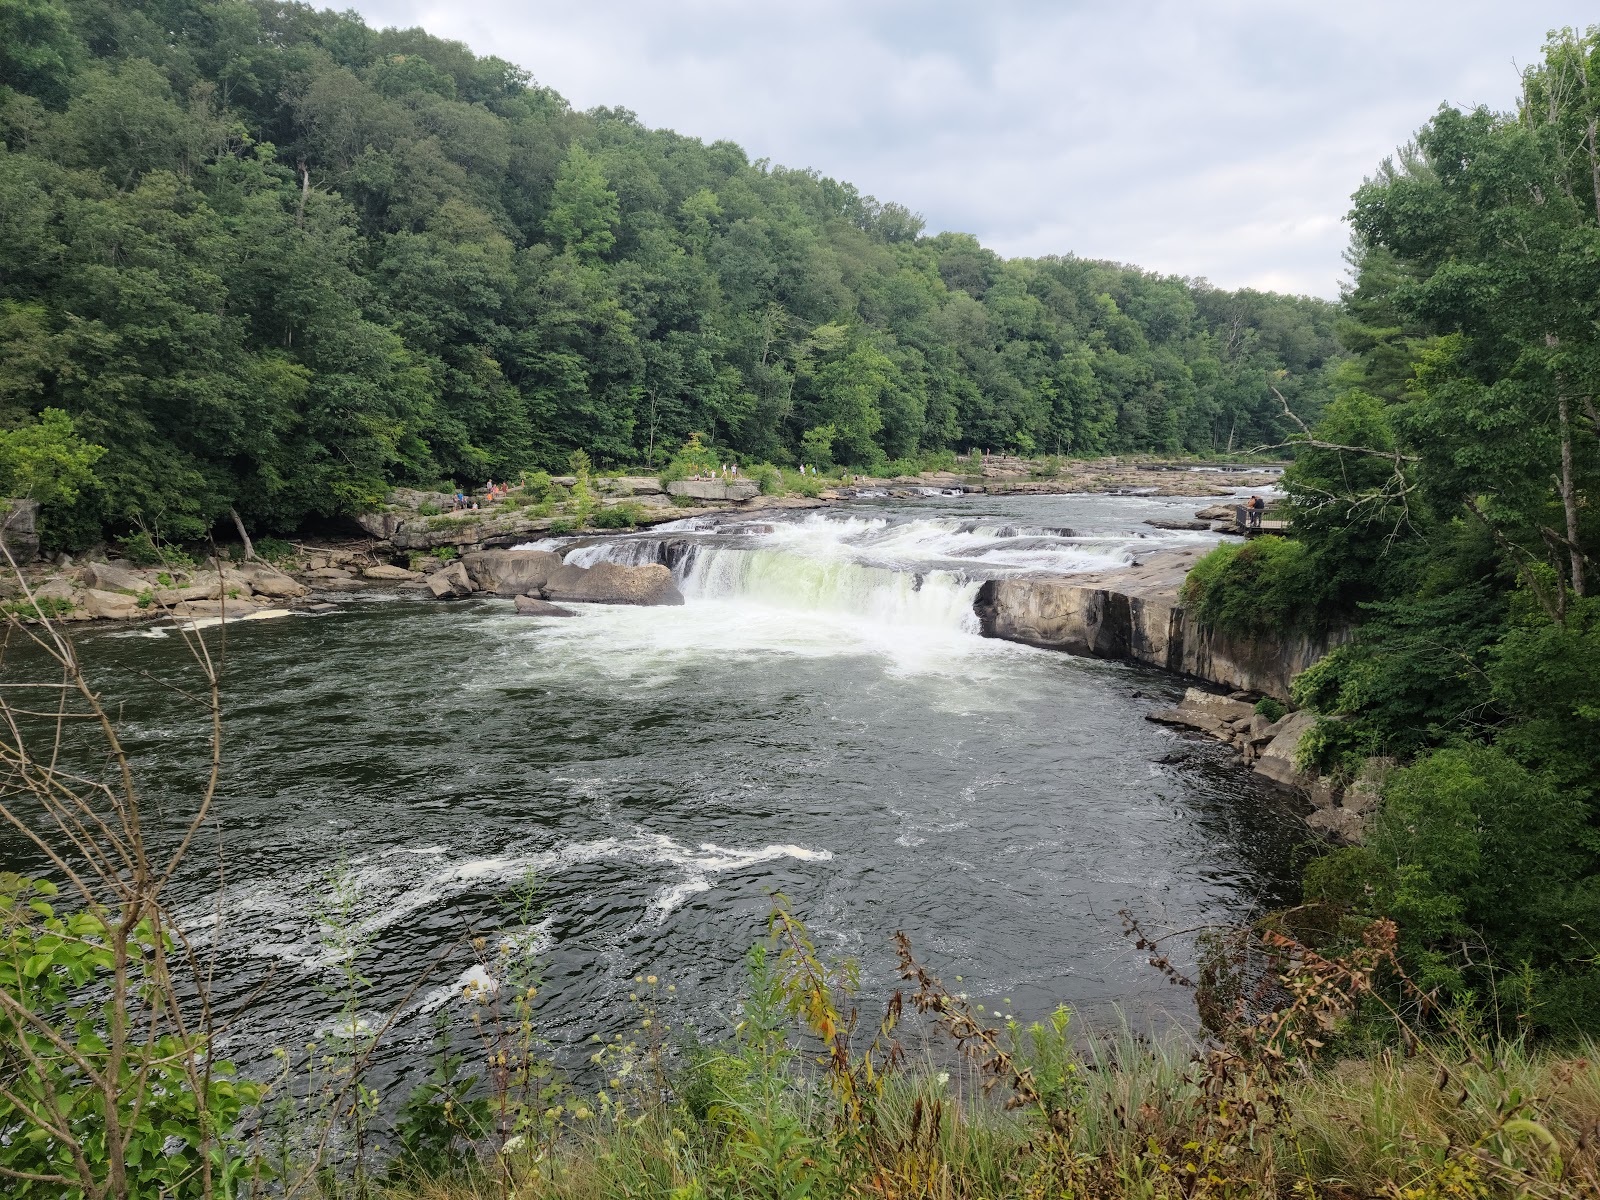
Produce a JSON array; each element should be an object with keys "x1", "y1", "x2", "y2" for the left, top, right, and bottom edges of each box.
[{"x1": 204, "y1": 831, "x2": 833, "y2": 977}]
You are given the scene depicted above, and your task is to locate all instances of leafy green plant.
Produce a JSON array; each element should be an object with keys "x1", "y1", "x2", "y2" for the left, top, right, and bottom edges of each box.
[
  {"x1": 590, "y1": 501, "x2": 646, "y2": 529},
  {"x1": 789, "y1": 472, "x2": 825, "y2": 498},
  {"x1": 254, "y1": 536, "x2": 297, "y2": 565},
  {"x1": 0, "y1": 876, "x2": 260, "y2": 1198},
  {"x1": 1255, "y1": 696, "x2": 1287, "y2": 723},
  {"x1": 113, "y1": 531, "x2": 164, "y2": 566},
  {"x1": 799, "y1": 423, "x2": 836, "y2": 469},
  {"x1": 521, "y1": 470, "x2": 554, "y2": 500},
  {"x1": 417, "y1": 502, "x2": 442, "y2": 516},
  {"x1": 549, "y1": 518, "x2": 577, "y2": 535},
  {"x1": 1, "y1": 594, "x2": 74, "y2": 620},
  {"x1": 1180, "y1": 537, "x2": 1317, "y2": 634},
  {"x1": 0, "y1": 600, "x2": 258, "y2": 1199}
]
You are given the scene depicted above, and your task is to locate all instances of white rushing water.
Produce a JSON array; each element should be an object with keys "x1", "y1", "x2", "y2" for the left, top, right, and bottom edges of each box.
[{"x1": 552, "y1": 511, "x2": 1153, "y2": 645}]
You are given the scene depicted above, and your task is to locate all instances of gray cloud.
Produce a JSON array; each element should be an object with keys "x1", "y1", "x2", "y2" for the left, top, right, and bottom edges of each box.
[{"x1": 350, "y1": 0, "x2": 1588, "y2": 297}]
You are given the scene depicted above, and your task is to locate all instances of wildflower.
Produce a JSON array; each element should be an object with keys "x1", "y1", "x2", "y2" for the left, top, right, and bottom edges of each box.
[{"x1": 646, "y1": 974, "x2": 657, "y2": 984}]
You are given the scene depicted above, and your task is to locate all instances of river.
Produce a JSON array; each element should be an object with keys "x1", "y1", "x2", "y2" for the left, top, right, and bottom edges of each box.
[{"x1": 12, "y1": 489, "x2": 1305, "y2": 1086}]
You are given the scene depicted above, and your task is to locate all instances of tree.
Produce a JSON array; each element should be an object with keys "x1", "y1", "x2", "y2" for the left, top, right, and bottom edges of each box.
[{"x1": 545, "y1": 143, "x2": 618, "y2": 262}]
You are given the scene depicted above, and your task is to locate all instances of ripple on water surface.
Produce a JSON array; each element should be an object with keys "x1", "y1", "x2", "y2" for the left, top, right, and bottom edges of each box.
[{"x1": 8, "y1": 494, "x2": 1303, "y2": 1085}]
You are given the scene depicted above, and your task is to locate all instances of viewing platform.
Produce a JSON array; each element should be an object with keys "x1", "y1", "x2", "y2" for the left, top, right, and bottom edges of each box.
[{"x1": 1232, "y1": 504, "x2": 1287, "y2": 537}]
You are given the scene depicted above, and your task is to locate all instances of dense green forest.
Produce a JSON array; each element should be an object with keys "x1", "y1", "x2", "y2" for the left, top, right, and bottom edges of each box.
[
  {"x1": 1186, "y1": 27, "x2": 1600, "y2": 1032},
  {"x1": 0, "y1": 0, "x2": 1340, "y2": 546}
]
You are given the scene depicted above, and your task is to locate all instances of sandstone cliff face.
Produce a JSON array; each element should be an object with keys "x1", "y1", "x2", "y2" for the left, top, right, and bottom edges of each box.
[{"x1": 973, "y1": 547, "x2": 1342, "y2": 701}]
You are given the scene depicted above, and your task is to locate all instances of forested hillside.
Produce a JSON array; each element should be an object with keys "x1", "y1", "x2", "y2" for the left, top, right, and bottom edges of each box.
[
  {"x1": 0, "y1": 0, "x2": 1338, "y2": 546},
  {"x1": 1183, "y1": 27, "x2": 1600, "y2": 1032}
]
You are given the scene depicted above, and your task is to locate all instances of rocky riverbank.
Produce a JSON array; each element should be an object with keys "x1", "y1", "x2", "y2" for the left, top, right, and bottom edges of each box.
[
  {"x1": 974, "y1": 546, "x2": 1332, "y2": 700},
  {"x1": 970, "y1": 538, "x2": 1368, "y2": 841},
  {"x1": 1146, "y1": 687, "x2": 1376, "y2": 843}
]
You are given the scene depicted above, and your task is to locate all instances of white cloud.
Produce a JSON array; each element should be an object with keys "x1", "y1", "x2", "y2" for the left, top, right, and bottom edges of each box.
[{"x1": 349, "y1": 0, "x2": 1589, "y2": 298}]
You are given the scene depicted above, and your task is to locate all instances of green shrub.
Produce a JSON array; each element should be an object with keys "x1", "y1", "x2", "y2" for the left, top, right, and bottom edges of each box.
[
  {"x1": 660, "y1": 433, "x2": 717, "y2": 488},
  {"x1": 1030, "y1": 455, "x2": 1063, "y2": 478},
  {"x1": 1254, "y1": 696, "x2": 1287, "y2": 723},
  {"x1": 590, "y1": 502, "x2": 646, "y2": 529},
  {"x1": 670, "y1": 494, "x2": 696, "y2": 507},
  {"x1": 755, "y1": 464, "x2": 783, "y2": 495},
  {"x1": 113, "y1": 531, "x2": 164, "y2": 566},
  {"x1": 431, "y1": 545, "x2": 458, "y2": 560},
  {"x1": 1179, "y1": 537, "x2": 1316, "y2": 634},
  {"x1": 417, "y1": 502, "x2": 442, "y2": 516},
  {"x1": 0, "y1": 875, "x2": 261, "y2": 1196},
  {"x1": 548, "y1": 518, "x2": 577, "y2": 535},
  {"x1": 2, "y1": 594, "x2": 75, "y2": 620},
  {"x1": 799, "y1": 423, "x2": 835, "y2": 469},
  {"x1": 789, "y1": 472, "x2": 825, "y2": 498},
  {"x1": 521, "y1": 470, "x2": 554, "y2": 500},
  {"x1": 254, "y1": 536, "x2": 297, "y2": 565}
]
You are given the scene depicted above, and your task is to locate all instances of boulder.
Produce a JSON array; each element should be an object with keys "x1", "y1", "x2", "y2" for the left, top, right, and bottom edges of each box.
[
  {"x1": 0, "y1": 499, "x2": 41, "y2": 564},
  {"x1": 541, "y1": 561, "x2": 685, "y2": 606},
  {"x1": 231, "y1": 562, "x2": 309, "y2": 598},
  {"x1": 1146, "y1": 707, "x2": 1227, "y2": 736},
  {"x1": 306, "y1": 567, "x2": 353, "y2": 579},
  {"x1": 81, "y1": 587, "x2": 144, "y2": 620},
  {"x1": 1144, "y1": 518, "x2": 1210, "y2": 531},
  {"x1": 79, "y1": 562, "x2": 150, "y2": 594},
  {"x1": 1340, "y1": 756, "x2": 1394, "y2": 816},
  {"x1": 1252, "y1": 710, "x2": 1319, "y2": 789},
  {"x1": 665, "y1": 479, "x2": 760, "y2": 502},
  {"x1": 1306, "y1": 777, "x2": 1341, "y2": 811},
  {"x1": 1306, "y1": 806, "x2": 1365, "y2": 843},
  {"x1": 154, "y1": 578, "x2": 223, "y2": 606},
  {"x1": 513, "y1": 595, "x2": 578, "y2": 617},
  {"x1": 427, "y1": 560, "x2": 473, "y2": 598},
  {"x1": 361, "y1": 563, "x2": 420, "y2": 580},
  {"x1": 602, "y1": 476, "x2": 666, "y2": 496},
  {"x1": 354, "y1": 510, "x2": 406, "y2": 540},
  {"x1": 461, "y1": 549, "x2": 563, "y2": 596},
  {"x1": 34, "y1": 577, "x2": 78, "y2": 603},
  {"x1": 1179, "y1": 687, "x2": 1255, "y2": 724},
  {"x1": 1194, "y1": 504, "x2": 1236, "y2": 520}
]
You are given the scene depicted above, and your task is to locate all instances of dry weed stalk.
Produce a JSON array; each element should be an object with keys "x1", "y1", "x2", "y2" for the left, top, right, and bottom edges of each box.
[{"x1": 0, "y1": 551, "x2": 245, "y2": 1197}]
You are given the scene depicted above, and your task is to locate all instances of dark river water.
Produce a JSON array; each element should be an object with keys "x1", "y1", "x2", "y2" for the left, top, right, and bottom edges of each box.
[{"x1": 6, "y1": 489, "x2": 1309, "y2": 1090}]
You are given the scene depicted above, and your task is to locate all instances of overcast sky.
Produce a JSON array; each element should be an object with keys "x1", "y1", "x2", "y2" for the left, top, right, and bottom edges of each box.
[{"x1": 346, "y1": 1, "x2": 1587, "y2": 298}]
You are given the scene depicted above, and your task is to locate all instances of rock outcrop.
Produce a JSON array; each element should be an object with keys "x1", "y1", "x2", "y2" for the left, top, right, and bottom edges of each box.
[
  {"x1": 461, "y1": 549, "x2": 562, "y2": 596},
  {"x1": 541, "y1": 561, "x2": 684, "y2": 606},
  {"x1": 974, "y1": 547, "x2": 1343, "y2": 701},
  {"x1": 362, "y1": 563, "x2": 420, "y2": 581},
  {"x1": 513, "y1": 595, "x2": 577, "y2": 617},
  {"x1": 666, "y1": 479, "x2": 759, "y2": 501},
  {"x1": 232, "y1": 562, "x2": 309, "y2": 597},
  {"x1": 1, "y1": 500, "x2": 40, "y2": 564},
  {"x1": 1148, "y1": 687, "x2": 1381, "y2": 843},
  {"x1": 427, "y1": 561, "x2": 474, "y2": 598}
]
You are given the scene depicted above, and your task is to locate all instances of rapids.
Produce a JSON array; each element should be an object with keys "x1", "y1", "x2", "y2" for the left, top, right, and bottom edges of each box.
[{"x1": 4, "y1": 490, "x2": 1303, "y2": 1092}]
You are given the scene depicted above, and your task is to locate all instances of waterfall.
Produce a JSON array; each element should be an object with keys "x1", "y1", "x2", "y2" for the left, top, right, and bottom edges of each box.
[
  {"x1": 678, "y1": 544, "x2": 982, "y2": 632},
  {"x1": 540, "y1": 511, "x2": 1140, "y2": 635}
]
